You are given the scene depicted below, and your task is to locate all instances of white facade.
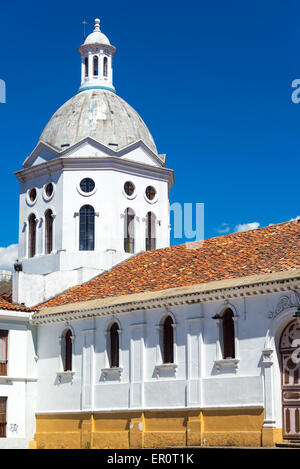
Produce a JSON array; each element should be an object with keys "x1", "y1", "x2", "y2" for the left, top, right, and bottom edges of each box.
[
  {"x1": 32, "y1": 276, "x2": 300, "y2": 436},
  {"x1": 0, "y1": 310, "x2": 37, "y2": 448}
]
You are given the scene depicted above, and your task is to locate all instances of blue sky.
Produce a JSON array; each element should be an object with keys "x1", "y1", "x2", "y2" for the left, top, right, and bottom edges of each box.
[{"x1": 0, "y1": 0, "x2": 299, "y2": 267}]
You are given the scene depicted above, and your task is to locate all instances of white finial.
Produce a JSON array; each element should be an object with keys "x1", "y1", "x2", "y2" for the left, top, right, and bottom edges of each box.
[{"x1": 94, "y1": 18, "x2": 100, "y2": 32}]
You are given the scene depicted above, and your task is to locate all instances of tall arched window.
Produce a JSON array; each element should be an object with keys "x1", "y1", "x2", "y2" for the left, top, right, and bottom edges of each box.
[
  {"x1": 162, "y1": 316, "x2": 174, "y2": 363},
  {"x1": 62, "y1": 329, "x2": 72, "y2": 371},
  {"x1": 79, "y1": 205, "x2": 95, "y2": 251},
  {"x1": 103, "y1": 57, "x2": 108, "y2": 77},
  {"x1": 45, "y1": 209, "x2": 53, "y2": 254},
  {"x1": 146, "y1": 212, "x2": 156, "y2": 251},
  {"x1": 28, "y1": 213, "x2": 36, "y2": 258},
  {"x1": 84, "y1": 57, "x2": 88, "y2": 77},
  {"x1": 93, "y1": 56, "x2": 98, "y2": 76},
  {"x1": 124, "y1": 208, "x2": 135, "y2": 253},
  {"x1": 222, "y1": 309, "x2": 235, "y2": 359},
  {"x1": 110, "y1": 323, "x2": 119, "y2": 368}
]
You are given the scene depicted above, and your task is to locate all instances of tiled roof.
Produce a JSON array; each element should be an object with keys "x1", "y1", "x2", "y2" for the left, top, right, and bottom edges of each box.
[
  {"x1": 37, "y1": 220, "x2": 300, "y2": 310},
  {"x1": 0, "y1": 293, "x2": 35, "y2": 312}
]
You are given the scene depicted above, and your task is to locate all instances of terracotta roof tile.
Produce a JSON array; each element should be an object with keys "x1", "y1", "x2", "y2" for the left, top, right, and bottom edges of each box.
[
  {"x1": 0, "y1": 293, "x2": 35, "y2": 312},
  {"x1": 38, "y1": 220, "x2": 300, "y2": 310}
]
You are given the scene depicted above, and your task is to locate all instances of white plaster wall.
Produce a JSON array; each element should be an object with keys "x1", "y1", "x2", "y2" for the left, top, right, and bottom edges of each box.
[
  {"x1": 16, "y1": 148, "x2": 170, "y2": 307},
  {"x1": 0, "y1": 317, "x2": 37, "y2": 448},
  {"x1": 35, "y1": 289, "x2": 297, "y2": 428}
]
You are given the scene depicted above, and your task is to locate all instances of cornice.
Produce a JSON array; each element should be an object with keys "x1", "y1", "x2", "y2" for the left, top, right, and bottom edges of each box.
[
  {"x1": 31, "y1": 268, "x2": 300, "y2": 325},
  {"x1": 15, "y1": 156, "x2": 174, "y2": 188}
]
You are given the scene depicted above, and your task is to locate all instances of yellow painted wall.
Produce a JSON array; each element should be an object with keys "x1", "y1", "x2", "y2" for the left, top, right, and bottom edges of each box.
[{"x1": 32, "y1": 409, "x2": 282, "y2": 449}]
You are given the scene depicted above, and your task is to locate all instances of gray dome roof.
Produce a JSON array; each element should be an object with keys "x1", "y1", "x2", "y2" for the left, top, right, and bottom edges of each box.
[{"x1": 39, "y1": 89, "x2": 157, "y2": 154}]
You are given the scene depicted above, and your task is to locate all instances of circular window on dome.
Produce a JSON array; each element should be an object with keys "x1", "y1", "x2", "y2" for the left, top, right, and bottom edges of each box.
[
  {"x1": 80, "y1": 178, "x2": 95, "y2": 193},
  {"x1": 145, "y1": 186, "x2": 157, "y2": 202},
  {"x1": 45, "y1": 182, "x2": 54, "y2": 198},
  {"x1": 28, "y1": 188, "x2": 37, "y2": 203},
  {"x1": 124, "y1": 181, "x2": 135, "y2": 197}
]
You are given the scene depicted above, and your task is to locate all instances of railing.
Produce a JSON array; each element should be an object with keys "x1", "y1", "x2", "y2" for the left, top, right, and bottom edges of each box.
[{"x1": 0, "y1": 361, "x2": 7, "y2": 376}]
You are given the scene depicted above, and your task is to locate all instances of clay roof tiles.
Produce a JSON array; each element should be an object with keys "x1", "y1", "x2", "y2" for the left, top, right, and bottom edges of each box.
[{"x1": 37, "y1": 220, "x2": 300, "y2": 310}]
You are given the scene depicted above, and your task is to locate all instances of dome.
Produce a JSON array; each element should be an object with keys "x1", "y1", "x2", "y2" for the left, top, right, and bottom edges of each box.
[
  {"x1": 39, "y1": 89, "x2": 158, "y2": 154},
  {"x1": 83, "y1": 18, "x2": 110, "y2": 46},
  {"x1": 84, "y1": 31, "x2": 110, "y2": 46}
]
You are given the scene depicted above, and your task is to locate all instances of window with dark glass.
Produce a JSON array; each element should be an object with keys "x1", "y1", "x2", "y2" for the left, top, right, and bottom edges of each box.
[
  {"x1": 110, "y1": 323, "x2": 119, "y2": 367},
  {"x1": 145, "y1": 186, "x2": 156, "y2": 201},
  {"x1": 85, "y1": 57, "x2": 88, "y2": 77},
  {"x1": 146, "y1": 211, "x2": 156, "y2": 251},
  {"x1": 93, "y1": 56, "x2": 98, "y2": 76},
  {"x1": 222, "y1": 309, "x2": 235, "y2": 359},
  {"x1": 62, "y1": 329, "x2": 72, "y2": 372},
  {"x1": 163, "y1": 316, "x2": 174, "y2": 364},
  {"x1": 0, "y1": 330, "x2": 8, "y2": 376},
  {"x1": 28, "y1": 213, "x2": 36, "y2": 258},
  {"x1": 79, "y1": 205, "x2": 95, "y2": 251},
  {"x1": 80, "y1": 178, "x2": 95, "y2": 193},
  {"x1": 45, "y1": 182, "x2": 54, "y2": 198},
  {"x1": 103, "y1": 57, "x2": 108, "y2": 77},
  {"x1": 124, "y1": 208, "x2": 134, "y2": 254},
  {"x1": 45, "y1": 209, "x2": 53, "y2": 254},
  {"x1": 28, "y1": 188, "x2": 37, "y2": 202},
  {"x1": 124, "y1": 181, "x2": 135, "y2": 197}
]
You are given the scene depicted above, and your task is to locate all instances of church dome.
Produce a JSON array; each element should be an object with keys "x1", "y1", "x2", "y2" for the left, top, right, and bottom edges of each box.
[{"x1": 39, "y1": 89, "x2": 158, "y2": 154}]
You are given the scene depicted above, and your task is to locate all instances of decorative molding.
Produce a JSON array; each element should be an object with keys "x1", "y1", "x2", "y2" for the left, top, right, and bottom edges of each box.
[
  {"x1": 262, "y1": 348, "x2": 274, "y2": 365},
  {"x1": 56, "y1": 371, "x2": 75, "y2": 384},
  {"x1": 155, "y1": 363, "x2": 178, "y2": 377},
  {"x1": 32, "y1": 274, "x2": 300, "y2": 325},
  {"x1": 268, "y1": 290, "x2": 300, "y2": 319},
  {"x1": 0, "y1": 376, "x2": 38, "y2": 383},
  {"x1": 215, "y1": 358, "x2": 240, "y2": 372},
  {"x1": 101, "y1": 367, "x2": 123, "y2": 380}
]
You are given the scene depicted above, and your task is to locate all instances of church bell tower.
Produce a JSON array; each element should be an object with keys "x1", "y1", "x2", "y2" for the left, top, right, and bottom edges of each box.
[{"x1": 13, "y1": 19, "x2": 174, "y2": 307}]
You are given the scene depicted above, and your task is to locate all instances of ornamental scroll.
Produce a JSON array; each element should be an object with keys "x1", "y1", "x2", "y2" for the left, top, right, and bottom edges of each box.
[{"x1": 268, "y1": 291, "x2": 300, "y2": 320}]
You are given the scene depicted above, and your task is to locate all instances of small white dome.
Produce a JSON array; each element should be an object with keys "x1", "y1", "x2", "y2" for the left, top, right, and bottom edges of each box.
[{"x1": 83, "y1": 18, "x2": 110, "y2": 46}]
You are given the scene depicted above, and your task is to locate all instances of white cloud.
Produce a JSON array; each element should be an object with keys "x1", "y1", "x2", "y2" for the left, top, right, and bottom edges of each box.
[
  {"x1": 290, "y1": 215, "x2": 300, "y2": 221},
  {"x1": 234, "y1": 222, "x2": 260, "y2": 233},
  {"x1": 217, "y1": 223, "x2": 230, "y2": 234},
  {"x1": 0, "y1": 244, "x2": 18, "y2": 272}
]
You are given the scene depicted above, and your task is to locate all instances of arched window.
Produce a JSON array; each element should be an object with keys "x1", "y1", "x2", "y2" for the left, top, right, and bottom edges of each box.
[
  {"x1": 124, "y1": 208, "x2": 135, "y2": 253},
  {"x1": 162, "y1": 316, "x2": 174, "y2": 363},
  {"x1": 146, "y1": 212, "x2": 156, "y2": 251},
  {"x1": 79, "y1": 205, "x2": 95, "y2": 251},
  {"x1": 45, "y1": 209, "x2": 53, "y2": 254},
  {"x1": 84, "y1": 57, "x2": 88, "y2": 77},
  {"x1": 110, "y1": 323, "x2": 119, "y2": 368},
  {"x1": 93, "y1": 56, "x2": 98, "y2": 76},
  {"x1": 222, "y1": 309, "x2": 235, "y2": 359},
  {"x1": 28, "y1": 213, "x2": 36, "y2": 258},
  {"x1": 62, "y1": 329, "x2": 72, "y2": 371},
  {"x1": 103, "y1": 57, "x2": 108, "y2": 77}
]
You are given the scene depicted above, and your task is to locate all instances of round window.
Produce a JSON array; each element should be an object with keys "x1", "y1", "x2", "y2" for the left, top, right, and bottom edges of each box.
[
  {"x1": 124, "y1": 181, "x2": 135, "y2": 197},
  {"x1": 28, "y1": 188, "x2": 37, "y2": 202},
  {"x1": 45, "y1": 182, "x2": 54, "y2": 198},
  {"x1": 80, "y1": 178, "x2": 95, "y2": 193},
  {"x1": 145, "y1": 186, "x2": 156, "y2": 201}
]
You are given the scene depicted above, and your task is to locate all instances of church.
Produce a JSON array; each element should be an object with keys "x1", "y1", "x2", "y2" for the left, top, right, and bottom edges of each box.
[{"x1": 0, "y1": 18, "x2": 300, "y2": 449}]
